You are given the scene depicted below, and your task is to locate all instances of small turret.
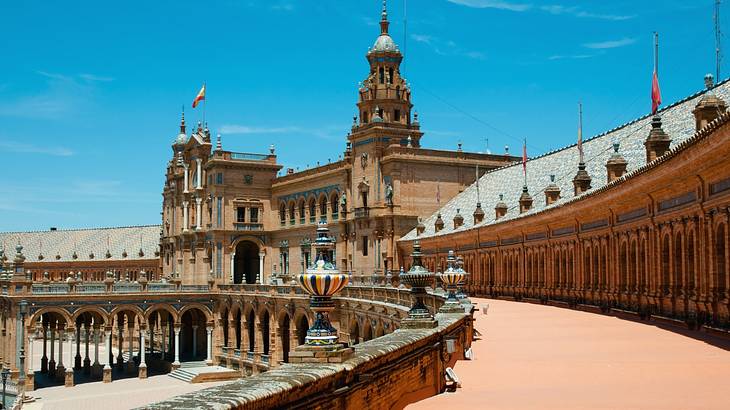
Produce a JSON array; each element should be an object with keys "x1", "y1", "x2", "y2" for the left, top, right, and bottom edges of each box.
[
  {"x1": 495, "y1": 194, "x2": 508, "y2": 219},
  {"x1": 644, "y1": 115, "x2": 672, "y2": 162},
  {"x1": 545, "y1": 174, "x2": 560, "y2": 205},
  {"x1": 606, "y1": 142, "x2": 628, "y2": 182},
  {"x1": 519, "y1": 186, "x2": 533, "y2": 214}
]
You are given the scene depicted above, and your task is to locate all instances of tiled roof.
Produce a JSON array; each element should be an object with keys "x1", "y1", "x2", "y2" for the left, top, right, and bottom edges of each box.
[
  {"x1": 402, "y1": 79, "x2": 730, "y2": 241},
  {"x1": 0, "y1": 225, "x2": 161, "y2": 263}
]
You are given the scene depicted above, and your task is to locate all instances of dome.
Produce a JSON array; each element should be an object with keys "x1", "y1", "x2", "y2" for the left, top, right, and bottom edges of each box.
[
  {"x1": 173, "y1": 132, "x2": 187, "y2": 146},
  {"x1": 371, "y1": 34, "x2": 399, "y2": 53}
]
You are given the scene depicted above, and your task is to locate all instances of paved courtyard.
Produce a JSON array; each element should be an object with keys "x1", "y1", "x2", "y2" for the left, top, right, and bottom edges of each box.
[
  {"x1": 24, "y1": 374, "x2": 226, "y2": 410},
  {"x1": 411, "y1": 298, "x2": 730, "y2": 410}
]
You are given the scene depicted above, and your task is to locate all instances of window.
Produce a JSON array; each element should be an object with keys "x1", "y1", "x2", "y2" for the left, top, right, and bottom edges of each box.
[
  {"x1": 388, "y1": 67, "x2": 394, "y2": 84},
  {"x1": 309, "y1": 198, "x2": 316, "y2": 223},
  {"x1": 394, "y1": 109, "x2": 400, "y2": 122},
  {"x1": 289, "y1": 202, "x2": 295, "y2": 224},
  {"x1": 362, "y1": 111, "x2": 368, "y2": 123},
  {"x1": 250, "y1": 207, "x2": 259, "y2": 223},
  {"x1": 216, "y1": 172, "x2": 223, "y2": 184},
  {"x1": 379, "y1": 67, "x2": 385, "y2": 84},
  {"x1": 216, "y1": 242, "x2": 222, "y2": 277},
  {"x1": 319, "y1": 197, "x2": 327, "y2": 221},
  {"x1": 396, "y1": 86, "x2": 401, "y2": 99},
  {"x1": 362, "y1": 236, "x2": 369, "y2": 256},
  {"x1": 279, "y1": 203, "x2": 286, "y2": 224},
  {"x1": 236, "y1": 207, "x2": 245, "y2": 223},
  {"x1": 378, "y1": 107, "x2": 384, "y2": 119},
  {"x1": 216, "y1": 197, "x2": 222, "y2": 227}
]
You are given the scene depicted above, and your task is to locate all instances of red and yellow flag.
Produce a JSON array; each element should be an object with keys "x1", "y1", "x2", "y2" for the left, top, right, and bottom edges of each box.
[{"x1": 192, "y1": 84, "x2": 206, "y2": 108}]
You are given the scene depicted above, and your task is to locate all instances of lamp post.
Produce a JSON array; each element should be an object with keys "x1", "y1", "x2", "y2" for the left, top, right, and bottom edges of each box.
[
  {"x1": 1, "y1": 367, "x2": 9, "y2": 409},
  {"x1": 18, "y1": 300, "x2": 27, "y2": 398}
]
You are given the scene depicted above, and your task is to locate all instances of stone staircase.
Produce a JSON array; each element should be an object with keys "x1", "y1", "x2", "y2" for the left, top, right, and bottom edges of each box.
[{"x1": 168, "y1": 362, "x2": 239, "y2": 383}]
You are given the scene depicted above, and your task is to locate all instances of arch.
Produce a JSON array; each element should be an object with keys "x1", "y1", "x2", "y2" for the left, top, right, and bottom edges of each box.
[
  {"x1": 279, "y1": 202, "x2": 286, "y2": 224},
  {"x1": 629, "y1": 239, "x2": 638, "y2": 292},
  {"x1": 687, "y1": 230, "x2": 696, "y2": 292},
  {"x1": 330, "y1": 192, "x2": 340, "y2": 218},
  {"x1": 716, "y1": 223, "x2": 727, "y2": 294},
  {"x1": 298, "y1": 198, "x2": 306, "y2": 223},
  {"x1": 308, "y1": 197, "x2": 317, "y2": 222},
  {"x1": 294, "y1": 311, "x2": 309, "y2": 346},
  {"x1": 180, "y1": 307, "x2": 208, "y2": 362},
  {"x1": 278, "y1": 311, "x2": 291, "y2": 362},
  {"x1": 349, "y1": 318, "x2": 361, "y2": 345},
  {"x1": 674, "y1": 232, "x2": 684, "y2": 295},
  {"x1": 234, "y1": 240, "x2": 260, "y2": 284},
  {"x1": 178, "y1": 303, "x2": 213, "y2": 323},
  {"x1": 288, "y1": 200, "x2": 296, "y2": 223},
  {"x1": 246, "y1": 309, "x2": 256, "y2": 353},
  {"x1": 70, "y1": 306, "x2": 110, "y2": 325},
  {"x1": 318, "y1": 194, "x2": 327, "y2": 221},
  {"x1": 619, "y1": 240, "x2": 628, "y2": 292},
  {"x1": 363, "y1": 320, "x2": 373, "y2": 342},
  {"x1": 109, "y1": 304, "x2": 145, "y2": 322},
  {"x1": 374, "y1": 322, "x2": 385, "y2": 338},
  {"x1": 29, "y1": 307, "x2": 72, "y2": 327},
  {"x1": 662, "y1": 233, "x2": 671, "y2": 295},
  {"x1": 260, "y1": 309, "x2": 271, "y2": 356},
  {"x1": 144, "y1": 303, "x2": 179, "y2": 324}
]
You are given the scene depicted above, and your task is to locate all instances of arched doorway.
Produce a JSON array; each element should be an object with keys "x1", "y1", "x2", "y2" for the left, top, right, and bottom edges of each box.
[
  {"x1": 279, "y1": 314, "x2": 290, "y2": 363},
  {"x1": 261, "y1": 310, "x2": 270, "y2": 356},
  {"x1": 350, "y1": 320, "x2": 360, "y2": 345},
  {"x1": 234, "y1": 241, "x2": 260, "y2": 284},
  {"x1": 180, "y1": 308, "x2": 207, "y2": 362},
  {"x1": 296, "y1": 315, "x2": 309, "y2": 346}
]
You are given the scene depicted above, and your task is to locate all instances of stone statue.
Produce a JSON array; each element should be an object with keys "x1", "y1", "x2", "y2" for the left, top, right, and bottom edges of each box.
[
  {"x1": 385, "y1": 183, "x2": 394, "y2": 205},
  {"x1": 340, "y1": 192, "x2": 347, "y2": 213}
]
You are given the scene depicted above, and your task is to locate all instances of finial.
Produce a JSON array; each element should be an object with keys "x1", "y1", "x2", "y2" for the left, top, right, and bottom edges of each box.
[
  {"x1": 180, "y1": 106, "x2": 186, "y2": 133},
  {"x1": 216, "y1": 134, "x2": 222, "y2": 151},
  {"x1": 353, "y1": 115, "x2": 358, "y2": 126},
  {"x1": 705, "y1": 73, "x2": 715, "y2": 89},
  {"x1": 550, "y1": 174, "x2": 555, "y2": 182},
  {"x1": 380, "y1": 0, "x2": 390, "y2": 34},
  {"x1": 413, "y1": 111, "x2": 419, "y2": 123},
  {"x1": 382, "y1": 0, "x2": 387, "y2": 20},
  {"x1": 499, "y1": 193, "x2": 503, "y2": 201},
  {"x1": 407, "y1": 135, "x2": 413, "y2": 147},
  {"x1": 613, "y1": 142, "x2": 620, "y2": 153},
  {"x1": 505, "y1": 145, "x2": 509, "y2": 154}
]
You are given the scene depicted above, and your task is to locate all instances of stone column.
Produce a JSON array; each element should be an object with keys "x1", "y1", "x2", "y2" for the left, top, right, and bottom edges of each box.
[
  {"x1": 65, "y1": 328, "x2": 74, "y2": 387},
  {"x1": 183, "y1": 163, "x2": 190, "y2": 193},
  {"x1": 56, "y1": 324, "x2": 65, "y2": 381},
  {"x1": 161, "y1": 321, "x2": 167, "y2": 360},
  {"x1": 117, "y1": 321, "x2": 124, "y2": 371},
  {"x1": 206, "y1": 326, "x2": 213, "y2": 365},
  {"x1": 48, "y1": 322, "x2": 56, "y2": 377},
  {"x1": 192, "y1": 325, "x2": 198, "y2": 358},
  {"x1": 195, "y1": 197, "x2": 203, "y2": 231},
  {"x1": 74, "y1": 325, "x2": 82, "y2": 370},
  {"x1": 83, "y1": 324, "x2": 91, "y2": 375},
  {"x1": 103, "y1": 328, "x2": 112, "y2": 383},
  {"x1": 138, "y1": 329, "x2": 147, "y2": 379},
  {"x1": 92, "y1": 326, "x2": 101, "y2": 378},
  {"x1": 230, "y1": 254, "x2": 236, "y2": 283},
  {"x1": 41, "y1": 323, "x2": 48, "y2": 374},
  {"x1": 183, "y1": 201, "x2": 190, "y2": 232},
  {"x1": 126, "y1": 324, "x2": 134, "y2": 374},
  {"x1": 27, "y1": 334, "x2": 35, "y2": 391},
  {"x1": 173, "y1": 325, "x2": 181, "y2": 368},
  {"x1": 149, "y1": 322, "x2": 155, "y2": 354},
  {"x1": 196, "y1": 158, "x2": 202, "y2": 189},
  {"x1": 259, "y1": 252, "x2": 265, "y2": 284}
]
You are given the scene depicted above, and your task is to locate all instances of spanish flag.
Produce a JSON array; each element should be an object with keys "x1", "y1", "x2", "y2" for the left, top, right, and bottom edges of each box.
[{"x1": 192, "y1": 84, "x2": 205, "y2": 108}]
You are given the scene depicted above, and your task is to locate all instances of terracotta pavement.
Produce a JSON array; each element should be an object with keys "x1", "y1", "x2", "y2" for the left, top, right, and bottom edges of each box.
[{"x1": 410, "y1": 298, "x2": 730, "y2": 410}]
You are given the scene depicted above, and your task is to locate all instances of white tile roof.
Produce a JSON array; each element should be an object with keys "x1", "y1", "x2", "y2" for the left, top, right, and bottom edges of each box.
[
  {"x1": 402, "y1": 79, "x2": 730, "y2": 241},
  {"x1": 0, "y1": 225, "x2": 161, "y2": 263}
]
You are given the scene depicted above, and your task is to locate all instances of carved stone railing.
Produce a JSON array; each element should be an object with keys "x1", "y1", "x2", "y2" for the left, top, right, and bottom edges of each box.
[
  {"x1": 76, "y1": 283, "x2": 107, "y2": 294},
  {"x1": 147, "y1": 283, "x2": 177, "y2": 293},
  {"x1": 31, "y1": 283, "x2": 70, "y2": 294}
]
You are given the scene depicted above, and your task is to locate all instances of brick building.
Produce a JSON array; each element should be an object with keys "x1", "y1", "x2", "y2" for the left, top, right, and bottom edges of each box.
[
  {"x1": 399, "y1": 75, "x2": 730, "y2": 330},
  {"x1": 159, "y1": 4, "x2": 518, "y2": 286}
]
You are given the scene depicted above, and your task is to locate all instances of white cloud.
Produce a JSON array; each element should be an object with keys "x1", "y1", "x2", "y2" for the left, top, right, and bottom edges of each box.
[
  {"x1": 448, "y1": 1, "x2": 636, "y2": 20},
  {"x1": 220, "y1": 125, "x2": 301, "y2": 135},
  {"x1": 411, "y1": 33, "x2": 486, "y2": 60},
  {"x1": 0, "y1": 140, "x2": 74, "y2": 156},
  {"x1": 447, "y1": 0, "x2": 531, "y2": 12},
  {"x1": 79, "y1": 74, "x2": 115, "y2": 82},
  {"x1": 583, "y1": 37, "x2": 636, "y2": 49}
]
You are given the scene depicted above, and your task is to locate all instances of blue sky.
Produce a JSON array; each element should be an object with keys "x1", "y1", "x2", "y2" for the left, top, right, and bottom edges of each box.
[{"x1": 0, "y1": 0, "x2": 721, "y2": 232}]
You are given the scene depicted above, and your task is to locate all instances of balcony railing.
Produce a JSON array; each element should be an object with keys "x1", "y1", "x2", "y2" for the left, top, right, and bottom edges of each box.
[
  {"x1": 354, "y1": 207, "x2": 369, "y2": 218},
  {"x1": 231, "y1": 152, "x2": 269, "y2": 161},
  {"x1": 234, "y1": 222, "x2": 263, "y2": 231},
  {"x1": 332, "y1": 213, "x2": 339, "y2": 221}
]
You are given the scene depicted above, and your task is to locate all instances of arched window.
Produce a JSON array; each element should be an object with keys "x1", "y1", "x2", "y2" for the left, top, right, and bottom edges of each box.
[
  {"x1": 298, "y1": 199, "x2": 305, "y2": 224},
  {"x1": 362, "y1": 111, "x2": 368, "y2": 123},
  {"x1": 331, "y1": 193, "x2": 339, "y2": 219},
  {"x1": 396, "y1": 85, "x2": 401, "y2": 99},
  {"x1": 687, "y1": 232, "x2": 695, "y2": 292},
  {"x1": 308, "y1": 198, "x2": 316, "y2": 223},
  {"x1": 279, "y1": 203, "x2": 286, "y2": 225},
  {"x1": 388, "y1": 67, "x2": 394, "y2": 84},
  {"x1": 716, "y1": 224, "x2": 727, "y2": 294},
  {"x1": 319, "y1": 196, "x2": 327, "y2": 221},
  {"x1": 379, "y1": 67, "x2": 385, "y2": 84},
  {"x1": 288, "y1": 202, "x2": 295, "y2": 224},
  {"x1": 674, "y1": 234, "x2": 684, "y2": 294},
  {"x1": 639, "y1": 238, "x2": 647, "y2": 292},
  {"x1": 619, "y1": 241, "x2": 627, "y2": 292},
  {"x1": 662, "y1": 234, "x2": 671, "y2": 295},
  {"x1": 630, "y1": 240, "x2": 638, "y2": 292}
]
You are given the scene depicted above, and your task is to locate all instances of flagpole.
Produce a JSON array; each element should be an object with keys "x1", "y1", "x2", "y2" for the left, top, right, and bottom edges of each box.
[
  {"x1": 578, "y1": 101, "x2": 583, "y2": 164},
  {"x1": 203, "y1": 82, "x2": 207, "y2": 127},
  {"x1": 523, "y1": 138, "x2": 527, "y2": 188},
  {"x1": 654, "y1": 32, "x2": 659, "y2": 77}
]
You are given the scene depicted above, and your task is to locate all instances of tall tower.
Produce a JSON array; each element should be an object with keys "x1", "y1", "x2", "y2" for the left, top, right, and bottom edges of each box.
[{"x1": 353, "y1": 0, "x2": 422, "y2": 146}]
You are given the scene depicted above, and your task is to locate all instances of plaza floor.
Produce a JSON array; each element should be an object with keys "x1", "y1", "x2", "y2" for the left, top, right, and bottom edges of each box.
[
  {"x1": 411, "y1": 298, "x2": 730, "y2": 410},
  {"x1": 23, "y1": 339, "x2": 227, "y2": 409}
]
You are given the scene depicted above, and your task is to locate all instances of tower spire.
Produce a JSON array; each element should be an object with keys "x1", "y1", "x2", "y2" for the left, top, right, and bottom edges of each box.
[
  {"x1": 180, "y1": 105, "x2": 186, "y2": 134},
  {"x1": 380, "y1": 0, "x2": 389, "y2": 34}
]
